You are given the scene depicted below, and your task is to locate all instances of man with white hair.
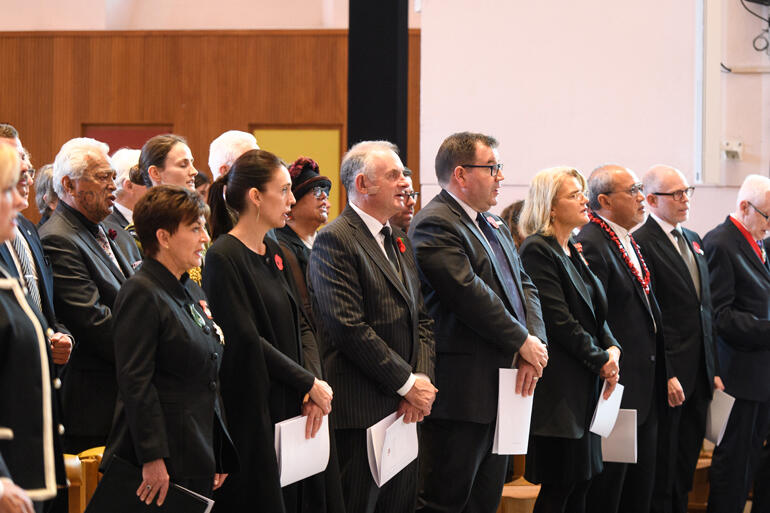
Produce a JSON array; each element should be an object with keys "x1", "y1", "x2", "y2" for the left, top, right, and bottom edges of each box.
[
  {"x1": 633, "y1": 165, "x2": 722, "y2": 513},
  {"x1": 208, "y1": 130, "x2": 259, "y2": 180},
  {"x1": 703, "y1": 174, "x2": 770, "y2": 513},
  {"x1": 103, "y1": 148, "x2": 144, "y2": 265},
  {"x1": 39, "y1": 137, "x2": 135, "y2": 453}
]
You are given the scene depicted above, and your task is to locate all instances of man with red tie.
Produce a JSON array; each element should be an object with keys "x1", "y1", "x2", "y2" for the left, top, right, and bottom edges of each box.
[{"x1": 703, "y1": 174, "x2": 770, "y2": 513}]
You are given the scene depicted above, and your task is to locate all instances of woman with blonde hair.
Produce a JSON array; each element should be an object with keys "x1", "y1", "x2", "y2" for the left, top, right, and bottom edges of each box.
[{"x1": 518, "y1": 166, "x2": 622, "y2": 513}]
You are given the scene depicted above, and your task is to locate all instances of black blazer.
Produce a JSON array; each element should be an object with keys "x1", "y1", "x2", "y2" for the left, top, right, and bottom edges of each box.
[
  {"x1": 576, "y1": 220, "x2": 665, "y2": 424},
  {"x1": 307, "y1": 205, "x2": 436, "y2": 429},
  {"x1": 408, "y1": 190, "x2": 546, "y2": 424},
  {"x1": 103, "y1": 258, "x2": 236, "y2": 480},
  {"x1": 519, "y1": 234, "x2": 620, "y2": 438},
  {"x1": 39, "y1": 202, "x2": 134, "y2": 441},
  {"x1": 0, "y1": 271, "x2": 65, "y2": 500},
  {"x1": 633, "y1": 216, "x2": 718, "y2": 397},
  {"x1": 703, "y1": 217, "x2": 770, "y2": 402},
  {"x1": 103, "y1": 208, "x2": 143, "y2": 271},
  {"x1": 0, "y1": 214, "x2": 70, "y2": 338}
]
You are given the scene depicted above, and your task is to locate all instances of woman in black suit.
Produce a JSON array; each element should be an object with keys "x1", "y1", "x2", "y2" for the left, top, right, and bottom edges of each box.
[
  {"x1": 518, "y1": 167, "x2": 622, "y2": 513},
  {"x1": 203, "y1": 149, "x2": 341, "y2": 513},
  {"x1": 103, "y1": 186, "x2": 237, "y2": 506}
]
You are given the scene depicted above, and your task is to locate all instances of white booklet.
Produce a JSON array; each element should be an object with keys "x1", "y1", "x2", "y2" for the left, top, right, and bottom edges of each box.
[
  {"x1": 366, "y1": 411, "x2": 418, "y2": 487},
  {"x1": 589, "y1": 382, "x2": 625, "y2": 437},
  {"x1": 274, "y1": 414, "x2": 330, "y2": 487},
  {"x1": 705, "y1": 389, "x2": 735, "y2": 446},
  {"x1": 601, "y1": 408, "x2": 637, "y2": 463},
  {"x1": 492, "y1": 368, "x2": 534, "y2": 455}
]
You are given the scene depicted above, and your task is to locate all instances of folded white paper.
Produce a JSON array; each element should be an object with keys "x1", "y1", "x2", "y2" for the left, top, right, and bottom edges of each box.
[
  {"x1": 492, "y1": 368, "x2": 534, "y2": 455},
  {"x1": 366, "y1": 411, "x2": 418, "y2": 488},
  {"x1": 274, "y1": 415, "x2": 330, "y2": 487},
  {"x1": 589, "y1": 382, "x2": 625, "y2": 437},
  {"x1": 601, "y1": 408, "x2": 637, "y2": 463},
  {"x1": 171, "y1": 483, "x2": 215, "y2": 513},
  {"x1": 705, "y1": 389, "x2": 735, "y2": 446}
]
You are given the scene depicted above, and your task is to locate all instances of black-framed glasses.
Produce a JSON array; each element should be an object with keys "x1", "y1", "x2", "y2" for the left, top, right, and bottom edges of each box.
[
  {"x1": 602, "y1": 183, "x2": 644, "y2": 196},
  {"x1": 651, "y1": 187, "x2": 694, "y2": 201},
  {"x1": 312, "y1": 185, "x2": 330, "y2": 198},
  {"x1": 749, "y1": 201, "x2": 770, "y2": 222},
  {"x1": 405, "y1": 191, "x2": 420, "y2": 200},
  {"x1": 461, "y1": 163, "x2": 504, "y2": 177}
]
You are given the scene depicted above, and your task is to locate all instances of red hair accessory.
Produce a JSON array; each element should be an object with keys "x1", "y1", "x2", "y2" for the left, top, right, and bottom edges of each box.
[{"x1": 288, "y1": 157, "x2": 319, "y2": 180}]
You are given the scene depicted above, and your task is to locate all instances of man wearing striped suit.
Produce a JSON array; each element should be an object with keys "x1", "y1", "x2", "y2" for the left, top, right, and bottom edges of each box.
[{"x1": 307, "y1": 140, "x2": 436, "y2": 513}]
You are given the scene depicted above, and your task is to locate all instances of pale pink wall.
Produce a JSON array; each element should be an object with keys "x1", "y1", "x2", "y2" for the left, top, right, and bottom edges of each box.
[{"x1": 418, "y1": 0, "x2": 748, "y2": 236}]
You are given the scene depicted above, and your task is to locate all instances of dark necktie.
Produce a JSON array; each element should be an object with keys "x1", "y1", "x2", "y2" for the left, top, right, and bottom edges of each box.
[
  {"x1": 476, "y1": 213, "x2": 527, "y2": 322},
  {"x1": 671, "y1": 229, "x2": 701, "y2": 299},
  {"x1": 380, "y1": 226, "x2": 402, "y2": 278}
]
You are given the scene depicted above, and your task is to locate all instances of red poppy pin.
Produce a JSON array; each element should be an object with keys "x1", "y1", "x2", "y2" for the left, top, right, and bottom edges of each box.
[
  {"x1": 274, "y1": 254, "x2": 284, "y2": 271},
  {"x1": 486, "y1": 216, "x2": 499, "y2": 229},
  {"x1": 198, "y1": 299, "x2": 213, "y2": 319},
  {"x1": 396, "y1": 237, "x2": 406, "y2": 253},
  {"x1": 107, "y1": 228, "x2": 117, "y2": 240},
  {"x1": 692, "y1": 241, "x2": 704, "y2": 255},
  {"x1": 574, "y1": 242, "x2": 583, "y2": 253}
]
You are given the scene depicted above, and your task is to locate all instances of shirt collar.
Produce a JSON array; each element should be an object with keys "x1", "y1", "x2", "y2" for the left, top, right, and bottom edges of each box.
[
  {"x1": 649, "y1": 212, "x2": 679, "y2": 235},
  {"x1": 598, "y1": 213, "x2": 630, "y2": 240},
  {"x1": 445, "y1": 189, "x2": 482, "y2": 221},
  {"x1": 349, "y1": 201, "x2": 392, "y2": 239},
  {"x1": 140, "y1": 256, "x2": 192, "y2": 304},
  {"x1": 114, "y1": 202, "x2": 133, "y2": 224},
  {"x1": 59, "y1": 201, "x2": 100, "y2": 236}
]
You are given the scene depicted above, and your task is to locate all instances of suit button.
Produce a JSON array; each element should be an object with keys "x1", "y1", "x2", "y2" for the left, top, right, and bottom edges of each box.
[
  {"x1": 46, "y1": 328, "x2": 54, "y2": 338},
  {"x1": 650, "y1": 355, "x2": 656, "y2": 362},
  {"x1": 211, "y1": 353, "x2": 218, "y2": 361},
  {"x1": 203, "y1": 325, "x2": 211, "y2": 335},
  {"x1": 58, "y1": 424, "x2": 65, "y2": 435},
  {"x1": 53, "y1": 378, "x2": 61, "y2": 390},
  {"x1": 208, "y1": 381, "x2": 217, "y2": 391}
]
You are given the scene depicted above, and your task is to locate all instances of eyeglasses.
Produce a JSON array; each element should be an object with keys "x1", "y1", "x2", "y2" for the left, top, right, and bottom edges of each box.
[
  {"x1": 749, "y1": 201, "x2": 770, "y2": 222},
  {"x1": 560, "y1": 190, "x2": 587, "y2": 201},
  {"x1": 651, "y1": 187, "x2": 694, "y2": 201},
  {"x1": 602, "y1": 183, "x2": 644, "y2": 196},
  {"x1": 405, "y1": 191, "x2": 420, "y2": 200},
  {"x1": 461, "y1": 163, "x2": 504, "y2": 177},
  {"x1": 312, "y1": 185, "x2": 331, "y2": 198}
]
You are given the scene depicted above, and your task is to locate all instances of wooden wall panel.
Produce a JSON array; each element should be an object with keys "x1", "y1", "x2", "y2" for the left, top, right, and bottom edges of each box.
[{"x1": 0, "y1": 29, "x2": 420, "y2": 222}]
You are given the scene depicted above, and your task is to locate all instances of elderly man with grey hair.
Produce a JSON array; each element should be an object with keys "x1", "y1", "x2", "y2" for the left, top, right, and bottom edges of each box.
[
  {"x1": 307, "y1": 140, "x2": 436, "y2": 513},
  {"x1": 208, "y1": 130, "x2": 259, "y2": 180},
  {"x1": 39, "y1": 137, "x2": 135, "y2": 453},
  {"x1": 576, "y1": 164, "x2": 666, "y2": 513},
  {"x1": 702, "y1": 174, "x2": 770, "y2": 513}
]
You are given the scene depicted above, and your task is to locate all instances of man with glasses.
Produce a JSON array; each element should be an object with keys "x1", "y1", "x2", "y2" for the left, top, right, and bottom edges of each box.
[
  {"x1": 409, "y1": 132, "x2": 548, "y2": 513},
  {"x1": 702, "y1": 174, "x2": 770, "y2": 513},
  {"x1": 576, "y1": 164, "x2": 665, "y2": 513},
  {"x1": 0, "y1": 124, "x2": 73, "y2": 368},
  {"x1": 633, "y1": 165, "x2": 722, "y2": 513},
  {"x1": 389, "y1": 168, "x2": 419, "y2": 233},
  {"x1": 40, "y1": 137, "x2": 135, "y2": 453}
]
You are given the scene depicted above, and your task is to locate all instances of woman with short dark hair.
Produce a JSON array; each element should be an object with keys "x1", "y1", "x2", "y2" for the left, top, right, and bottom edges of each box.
[{"x1": 103, "y1": 185, "x2": 237, "y2": 506}]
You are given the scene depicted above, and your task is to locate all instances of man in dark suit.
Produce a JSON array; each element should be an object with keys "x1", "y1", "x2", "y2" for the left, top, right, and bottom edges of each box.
[
  {"x1": 702, "y1": 174, "x2": 770, "y2": 513},
  {"x1": 307, "y1": 140, "x2": 436, "y2": 513},
  {"x1": 103, "y1": 148, "x2": 144, "y2": 266},
  {"x1": 633, "y1": 165, "x2": 722, "y2": 513},
  {"x1": 0, "y1": 125, "x2": 73, "y2": 366},
  {"x1": 39, "y1": 137, "x2": 134, "y2": 454},
  {"x1": 576, "y1": 164, "x2": 666, "y2": 513},
  {"x1": 409, "y1": 132, "x2": 548, "y2": 513}
]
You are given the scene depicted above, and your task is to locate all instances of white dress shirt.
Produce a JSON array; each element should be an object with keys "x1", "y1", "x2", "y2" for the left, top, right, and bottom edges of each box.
[{"x1": 114, "y1": 202, "x2": 133, "y2": 225}]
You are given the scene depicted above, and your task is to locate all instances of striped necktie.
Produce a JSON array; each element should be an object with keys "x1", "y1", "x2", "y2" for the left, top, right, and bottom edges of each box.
[{"x1": 9, "y1": 227, "x2": 42, "y2": 311}]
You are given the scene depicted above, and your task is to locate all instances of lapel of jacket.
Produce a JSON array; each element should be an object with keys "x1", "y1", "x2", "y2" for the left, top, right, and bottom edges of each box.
[
  {"x1": 598, "y1": 221, "x2": 653, "y2": 315},
  {"x1": 342, "y1": 206, "x2": 410, "y2": 303},
  {"x1": 727, "y1": 219, "x2": 770, "y2": 281},
  {"x1": 646, "y1": 218, "x2": 698, "y2": 298},
  {"x1": 440, "y1": 190, "x2": 521, "y2": 314},
  {"x1": 554, "y1": 236, "x2": 595, "y2": 319},
  {"x1": 60, "y1": 208, "x2": 128, "y2": 283}
]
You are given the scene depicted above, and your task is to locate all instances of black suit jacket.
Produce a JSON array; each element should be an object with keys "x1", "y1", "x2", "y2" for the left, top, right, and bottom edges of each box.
[
  {"x1": 703, "y1": 217, "x2": 770, "y2": 402},
  {"x1": 519, "y1": 234, "x2": 620, "y2": 438},
  {"x1": 0, "y1": 214, "x2": 70, "y2": 338},
  {"x1": 39, "y1": 203, "x2": 133, "y2": 440},
  {"x1": 634, "y1": 216, "x2": 718, "y2": 397},
  {"x1": 307, "y1": 205, "x2": 436, "y2": 429},
  {"x1": 576, "y1": 220, "x2": 665, "y2": 424},
  {"x1": 103, "y1": 208, "x2": 143, "y2": 271},
  {"x1": 408, "y1": 190, "x2": 546, "y2": 424},
  {"x1": 103, "y1": 258, "x2": 237, "y2": 480}
]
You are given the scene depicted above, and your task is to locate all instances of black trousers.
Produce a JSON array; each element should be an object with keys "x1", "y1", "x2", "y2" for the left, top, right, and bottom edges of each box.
[
  {"x1": 417, "y1": 419, "x2": 507, "y2": 513},
  {"x1": 533, "y1": 480, "x2": 592, "y2": 513},
  {"x1": 335, "y1": 428, "x2": 418, "y2": 513},
  {"x1": 707, "y1": 397, "x2": 770, "y2": 513},
  {"x1": 585, "y1": 399, "x2": 658, "y2": 513},
  {"x1": 752, "y1": 435, "x2": 770, "y2": 513},
  {"x1": 652, "y1": 368, "x2": 711, "y2": 513}
]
